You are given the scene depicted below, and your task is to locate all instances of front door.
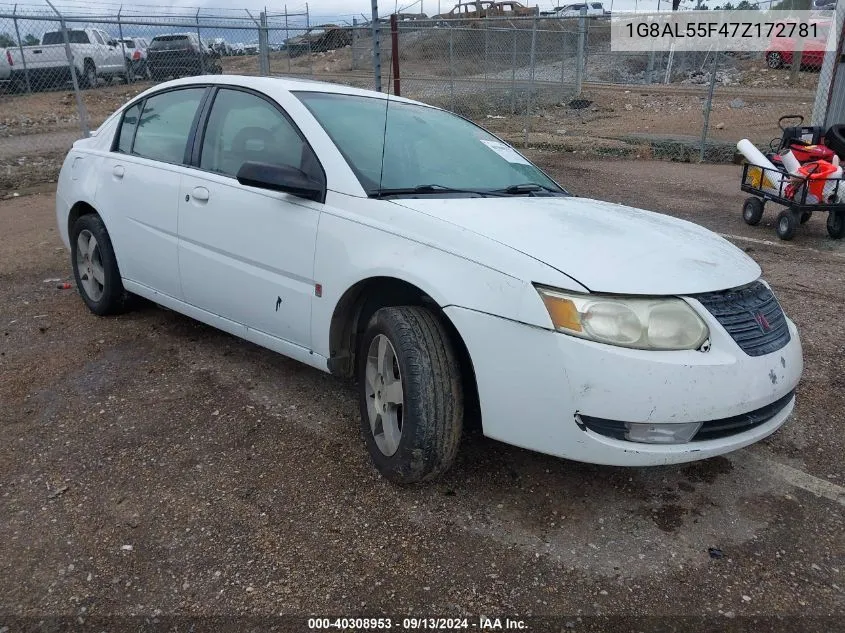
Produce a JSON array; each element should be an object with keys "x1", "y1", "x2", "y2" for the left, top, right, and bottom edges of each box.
[{"x1": 177, "y1": 87, "x2": 324, "y2": 349}]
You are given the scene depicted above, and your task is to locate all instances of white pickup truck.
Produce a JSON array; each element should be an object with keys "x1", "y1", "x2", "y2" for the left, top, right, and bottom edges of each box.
[{"x1": 9, "y1": 28, "x2": 126, "y2": 90}]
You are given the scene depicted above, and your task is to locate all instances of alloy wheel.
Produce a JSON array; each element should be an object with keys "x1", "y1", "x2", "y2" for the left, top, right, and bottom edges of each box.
[
  {"x1": 75, "y1": 229, "x2": 105, "y2": 302},
  {"x1": 364, "y1": 334, "x2": 404, "y2": 456}
]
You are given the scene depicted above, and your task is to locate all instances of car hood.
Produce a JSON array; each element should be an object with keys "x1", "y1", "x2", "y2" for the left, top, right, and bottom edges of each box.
[{"x1": 390, "y1": 196, "x2": 761, "y2": 295}]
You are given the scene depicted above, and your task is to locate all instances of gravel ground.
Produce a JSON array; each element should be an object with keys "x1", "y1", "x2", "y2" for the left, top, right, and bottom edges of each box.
[{"x1": 1, "y1": 158, "x2": 843, "y2": 631}]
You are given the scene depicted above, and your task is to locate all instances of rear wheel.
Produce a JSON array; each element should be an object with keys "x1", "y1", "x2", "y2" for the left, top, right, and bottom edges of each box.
[
  {"x1": 800, "y1": 210, "x2": 813, "y2": 224},
  {"x1": 70, "y1": 214, "x2": 134, "y2": 316},
  {"x1": 766, "y1": 51, "x2": 783, "y2": 69},
  {"x1": 742, "y1": 197, "x2": 764, "y2": 226},
  {"x1": 776, "y1": 209, "x2": 798, "y2": 241},
  {"x1": 77, "y1": 60, "x2": 96, "y2": 89},
  {"x1": 827, "y1": 211, "x2": 845, "y2": 239},
  {"x1": 357, "y1": 306, "x2": 464, "y2": 484}
]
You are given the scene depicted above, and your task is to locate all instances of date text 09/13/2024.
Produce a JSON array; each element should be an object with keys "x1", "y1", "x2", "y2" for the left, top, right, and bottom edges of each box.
[{"x1": 307, "y1": 617, "x2": 528, "y2": 630}]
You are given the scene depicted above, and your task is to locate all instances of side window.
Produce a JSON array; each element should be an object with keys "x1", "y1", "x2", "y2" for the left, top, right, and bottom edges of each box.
[
  {"x1": 92, "y1": 30, "x2": 104, "y2": 45},
  {"x1": 200, "y1": 89, "x2": 310, "y2": 179},
  {"x1": 114, "y1": 102, "x2": 142, "y2": 154},
  {"x1": 132, "y1": 88, "x2": 205, "y2": 164}
]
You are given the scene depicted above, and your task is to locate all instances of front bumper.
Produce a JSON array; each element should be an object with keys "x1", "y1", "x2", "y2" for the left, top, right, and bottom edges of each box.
[{"x1": 444, "y1": 302, "x2": 802, "y2": 467}]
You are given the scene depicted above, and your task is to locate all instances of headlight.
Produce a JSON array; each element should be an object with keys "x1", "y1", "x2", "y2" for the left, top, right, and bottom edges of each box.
[{"x1": 536, "y1": 286, "x2": 709, "y2": 351}]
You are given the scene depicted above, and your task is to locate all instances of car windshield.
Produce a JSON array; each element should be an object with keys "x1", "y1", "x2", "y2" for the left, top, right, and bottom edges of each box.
[{"x1": 296, "y1": 92, "x2": 562, "y2": 196}]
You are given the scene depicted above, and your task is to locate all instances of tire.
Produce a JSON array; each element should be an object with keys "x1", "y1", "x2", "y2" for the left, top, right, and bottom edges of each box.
[
  {"x1": 70, "y1": 214, "x2": 133, "y2": 316},
  {"x1": 77, "y1": 61, "x2": 96, "y2": 89},
  {"x1": 766, "y1": 51, "x2": 783, "y2": 69},
  {"x1": 800, "y1": 210, "x2": 813, "y2": 224},
  {"x1": 742, "y1": 197, "x2": 764, "y2": 226},
  {"x1": 827, "y1": 211, "x2": 845, "y2": 239},
  {"x1": 824, "y1": 124, "x2": 845, "y2": 160},
  {"x1": 357, "y1": 306, "x2": 464, "y2": 484},
  {"x1": 776, "y1": 209, "x2": 798, "y2": 241}
]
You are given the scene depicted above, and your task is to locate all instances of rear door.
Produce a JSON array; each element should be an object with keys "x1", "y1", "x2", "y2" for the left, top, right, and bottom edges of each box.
[
  {"x1": 95, "y1": 86, "x2": 208, "y2": 299},
  {"x1": 177, "y1": 87, "x2": 324, "y2": 348}
]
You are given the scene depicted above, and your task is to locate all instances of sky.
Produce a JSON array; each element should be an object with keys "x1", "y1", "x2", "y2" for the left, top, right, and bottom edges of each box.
[{"x1": 4, "y1": 0, "x2": 677, "y2": 23}]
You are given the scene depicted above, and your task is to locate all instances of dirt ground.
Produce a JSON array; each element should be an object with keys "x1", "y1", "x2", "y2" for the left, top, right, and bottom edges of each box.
[{"x1": 1, "y1": 157, "x2": 843, "y2": 630}]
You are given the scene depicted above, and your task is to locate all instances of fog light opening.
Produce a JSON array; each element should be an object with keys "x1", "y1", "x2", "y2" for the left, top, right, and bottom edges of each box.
[{"x1": 624, "y1": 421, "x2": 703, "y2": 444}]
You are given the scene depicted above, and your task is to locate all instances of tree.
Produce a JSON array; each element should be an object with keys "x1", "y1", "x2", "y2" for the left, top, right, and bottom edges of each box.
[
  {"x1": 23, "y1": 34, "x2": 39, "y2": 46},
  {"x1": 0, "y1": 32, "x2": 16, "y2": 48},
  {"x1": 735, "y1": 0, "x2": 759, "y2": 8}
]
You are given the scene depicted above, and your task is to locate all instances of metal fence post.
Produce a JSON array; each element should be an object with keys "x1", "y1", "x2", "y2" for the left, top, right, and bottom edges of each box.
[
  {"x1": 117, "y1": 6, "x2": 129, "y2": 83},
  {"x1": 390, "y1": 13, "x2": 400, "y2": 96},
  {"x1": 575, "y1": 7, "x2": 586, "y2": 96},
  {"x1": 306, "y1": 1, "x2": 314, "y2": 76},
  {"x1": 12, "y1": 4, "x2": 32, "y2": 93},
  {"x1": 525, "y1": 16, "x2": 537, "y2": 148},
  {"x1": 45, "y1": 0, "x2": 89, "y2": 138},
  {"x1": 196, "y1": 9, "x2": 206, "y2": 74},
  {"x1": 259, "y1": 11, "x2": 270, "y2": 76},
  {"x1": 483, "y1": 19, "x2": 489, "y2": 97},
  {"x1": 371, "y1": 0, "x2": 382, "y2": 91},
  {"x1": 559, "y1": 27, "x2": 567, "y2": 101},
  {"x1": 449, "y1": 27, "x2": 455, "y2": 110},
  {"x1": 645, "y1": 46, "x2": 655, "y2": 85},
  {"x1": 511, "y1": 27, "x2": 516, "y2": 113},
  {"x1": 699, "y1": 51, "x2": 719, "y2": 163},
  {"x1": 789, "y1": 43, "x2": 804, "y2": 86},
  {"x1": 285, "y1": 4, "x2": 291, "y2": 73},
  {"x1": 352, "y1": 17, "x2": 359, "y2": 70}
]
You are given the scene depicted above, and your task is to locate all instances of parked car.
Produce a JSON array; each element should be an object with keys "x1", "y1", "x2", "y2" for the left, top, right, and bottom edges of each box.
[
  {"x1": 118, "y1": 37, "x2": 151, "y2": 81},
  {"x1": 286, "y1": 25, "x2": 352, "y2": 57},
  {"x1": 434, "y1": 1, "x2": 494, "y2": 20},
  {"x1": 146, "y1": 33, "x2": 222, "y2": 80},
  {"x1": 232, "y1": 42, "x2": 246, "y2": 55},
  {"x1": 243, "y1": 42, "x2": 260, "y2": 55},
  {"x1": 765, "y1": 19, "x2": 831, "y2": 71},
  {"x1": 0, "y1": 48, "x2": 11, "y2": 88},
  {"x1": 486, "y1": 1, "x2": 538, "y2": 17},
  {"x1": 551, "y1": 2, "x2": 608, "y2": 17},
  {"x1": 211, "y1": 37, "x2": 233, "y2": 56},
  {"x1": 9, "y1": 28, "x2": 126, "y2": 90},
  {"x1": 55, "y1": 75, "x2": 803, "y2": 483}
]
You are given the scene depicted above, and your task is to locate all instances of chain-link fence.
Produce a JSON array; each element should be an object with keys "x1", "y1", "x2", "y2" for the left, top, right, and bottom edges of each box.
[{"x1": 1, "y1": 2, "x2": 840, "y2": 192}]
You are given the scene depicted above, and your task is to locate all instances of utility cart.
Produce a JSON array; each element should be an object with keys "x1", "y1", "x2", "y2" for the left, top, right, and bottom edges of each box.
[{"x1": 740, "y1": 162, "x2": 845, "y2": 241}]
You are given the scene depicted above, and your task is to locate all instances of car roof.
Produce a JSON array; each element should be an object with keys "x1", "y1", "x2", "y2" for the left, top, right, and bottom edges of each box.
[{"x1": 132, "y1": 74, "x2": 427, "y2": 107}]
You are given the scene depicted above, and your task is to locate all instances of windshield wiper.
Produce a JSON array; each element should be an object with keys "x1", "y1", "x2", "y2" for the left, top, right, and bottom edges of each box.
[
  {"x1": 493, "y1": 183, "x2": 562, "y2": 195},
  {"x1": 370, "y1": 184, "x2": 505, "y2": 199}
]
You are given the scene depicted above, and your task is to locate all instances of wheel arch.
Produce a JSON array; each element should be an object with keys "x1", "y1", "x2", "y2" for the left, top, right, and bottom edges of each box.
[
  {"x1": 327, "y1": 275, "x2": 481, "y2": 426},
  {"x1": 67, "y1": 200, "x2": 100, "y2": 239}
]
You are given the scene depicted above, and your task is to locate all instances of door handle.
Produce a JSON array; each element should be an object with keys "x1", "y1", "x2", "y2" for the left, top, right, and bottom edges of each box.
[
  {"x1": 191, "y1": 186, "x2": 210, "y2": 202},
  {"x1": 112, "y1": 165, "x2": 124, "y2": 179}
]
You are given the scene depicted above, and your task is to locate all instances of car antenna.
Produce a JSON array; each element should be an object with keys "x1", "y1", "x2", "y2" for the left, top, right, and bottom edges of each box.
[{"x1": 377, "y1": 13, "x2": 395, "y2": 198}]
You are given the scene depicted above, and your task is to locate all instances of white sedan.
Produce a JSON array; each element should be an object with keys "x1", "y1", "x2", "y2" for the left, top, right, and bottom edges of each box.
[{"x1": 55, "y1": 75, "x2": 803, "y2": 483}]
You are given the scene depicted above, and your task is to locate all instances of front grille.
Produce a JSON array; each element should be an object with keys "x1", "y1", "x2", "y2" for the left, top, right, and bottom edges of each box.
[
  {"x1": 693, "y1": 281, "x2": 791, "y2": 357},
  {"x1": 579, "y1": 390, "x2": 794, "y2": 443}
]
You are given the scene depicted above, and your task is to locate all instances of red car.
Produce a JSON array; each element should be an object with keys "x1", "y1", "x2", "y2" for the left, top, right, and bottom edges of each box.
[{"x1": 765, "y1": 20, "x2": 831, "y2": 71}]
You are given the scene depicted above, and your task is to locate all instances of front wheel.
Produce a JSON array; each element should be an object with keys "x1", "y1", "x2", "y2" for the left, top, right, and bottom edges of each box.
[
  {"x1": 827, "y1": 211, "x2": 845, "y2": 239},
  {"x1": 742, "y1": 197, "x2": 764, "y2": 226},
  {"x1": 70, "y1": 214, "x2": 134, "y2": 315},
  {"x1": 357, "y1": 306, "x2": 464, "y2": 484},
  {"x1": 776, "y1": 209, "x2": 798, "y2": 241}
]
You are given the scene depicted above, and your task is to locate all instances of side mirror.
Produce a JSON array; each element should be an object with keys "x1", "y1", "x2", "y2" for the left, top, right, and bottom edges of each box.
[
  {"x1": 108, "y1": 39, "x2": 118, "y2": 47},
  {"x1": 236, "y1": 161, "x2": 325, "y2": 203}
]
